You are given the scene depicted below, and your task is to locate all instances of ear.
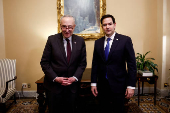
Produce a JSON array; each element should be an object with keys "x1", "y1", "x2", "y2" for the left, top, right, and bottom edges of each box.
[
  {"x1": 101, "y1": 24, "x2": 104, "y2": 29},
  {"x1": 114, "y1": 23, "x2": 116, "y2": 28},
  {"x1": 60, "y1": 24, "x2": 62, "y2": 29}
]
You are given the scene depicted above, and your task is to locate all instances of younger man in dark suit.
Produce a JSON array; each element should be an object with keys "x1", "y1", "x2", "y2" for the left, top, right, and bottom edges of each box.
[
  {"x1": 40, "y1": 15, "x2": 87, "y2": 113},
  {"x1": 91, "y1": 14, "x2": 136, "y2": 113}
]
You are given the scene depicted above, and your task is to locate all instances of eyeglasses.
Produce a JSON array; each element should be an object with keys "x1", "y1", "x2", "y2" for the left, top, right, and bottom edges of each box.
[{"x1": 61, "y1": 25, "x2": 74, "y2": 30}]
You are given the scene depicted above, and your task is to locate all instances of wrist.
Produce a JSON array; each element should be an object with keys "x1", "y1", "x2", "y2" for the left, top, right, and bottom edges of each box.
[
  {"x1": 72, "y1": 77, "x2": 76, "y2": 82},
  {"x1": 55, "y1": 77, "x2": 59, "y2": 82}
]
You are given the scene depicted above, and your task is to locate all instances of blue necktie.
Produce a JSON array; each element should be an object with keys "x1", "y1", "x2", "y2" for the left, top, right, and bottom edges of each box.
[
  {"x1": 105, "y1": 38, "x2": 111, "y2": 61},
  {"x1": 105, "y1": 38, "x2": 111, "y2": 79}
]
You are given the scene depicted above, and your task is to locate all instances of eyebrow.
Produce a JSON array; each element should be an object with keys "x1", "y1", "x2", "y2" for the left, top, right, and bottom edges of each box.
[{"x1": 103, "y1": 22, "x2": 113, "y2": 25}]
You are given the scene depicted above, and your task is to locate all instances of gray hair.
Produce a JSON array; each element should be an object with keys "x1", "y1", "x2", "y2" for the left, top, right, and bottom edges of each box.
[{"x1": 60, "y1": 15, "x2": 75, "y2": 24}]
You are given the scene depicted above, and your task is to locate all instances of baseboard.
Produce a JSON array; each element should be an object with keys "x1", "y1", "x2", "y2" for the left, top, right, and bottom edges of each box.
[
  {"x1": 134, "y1": 87, "x2": 155, "y2": 95},
  {"x1": 15, "y1": 88, "x2": 170, "y2": 98},
  {"x1": 15, "y1": 91, "x2": 38, "y2": 98},
  {"x1": 157, "y1": 88, "x2": 170, "y2": 98},
  {"x1": 135, "y1": 87, "x2": 170, "y2": 98}
]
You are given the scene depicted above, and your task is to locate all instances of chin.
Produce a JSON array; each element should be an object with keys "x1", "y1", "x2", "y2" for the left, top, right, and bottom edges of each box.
[
  {"x1": 106, "y1": 33, "x2": 111, "y2": 36},
  {"x1": 64, "y1": 35, "x2": 70, "y2": 38}
]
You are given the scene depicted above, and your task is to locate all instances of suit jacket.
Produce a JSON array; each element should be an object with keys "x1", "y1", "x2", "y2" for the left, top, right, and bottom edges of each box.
[
  {"x1": 40, "y1": 33, "x2": 87, "y2": 94},
  {"x1": 91, "y1": 33, "x2": 137, "y2": 93}
]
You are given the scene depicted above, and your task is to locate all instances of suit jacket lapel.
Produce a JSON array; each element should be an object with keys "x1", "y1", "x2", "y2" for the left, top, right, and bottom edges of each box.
[
  {"x1": 100, "y1": 37, "x2": 106, "y2": 62},
  {"x1": 57, "y1": 33, "x2": 68, "y2": 65},
  {"x1": 107, "y1": 33, "x2": 120, "y2": 61},
  {"x1": 69, "y1": 35, "x2": 76, "y2": 65}
]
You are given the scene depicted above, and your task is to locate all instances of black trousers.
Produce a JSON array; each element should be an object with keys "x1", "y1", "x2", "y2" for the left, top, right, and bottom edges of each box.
[
  {"x1": 46, "y1": 87, "x2": 78, "y2": 113},
  {"x1": 98, "y1": 79, "x2": 125, "y2": 113}
]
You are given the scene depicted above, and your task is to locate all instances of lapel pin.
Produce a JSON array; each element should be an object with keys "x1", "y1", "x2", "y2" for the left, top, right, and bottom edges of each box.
[
  {"x1": 74, "y1": 42, "x2": 76, "y2": 44},
  {"x1": 116, "y1": 39, "x2": 118, "y2": 40}
]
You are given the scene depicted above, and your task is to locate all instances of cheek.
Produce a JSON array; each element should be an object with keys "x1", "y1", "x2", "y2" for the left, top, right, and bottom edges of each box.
[
  {"x1": 69, "y1": 31, "x2": 73, "y2": 34},
  {"x1": 103, "y1": 28, "x2": 106, "y2": 31}
]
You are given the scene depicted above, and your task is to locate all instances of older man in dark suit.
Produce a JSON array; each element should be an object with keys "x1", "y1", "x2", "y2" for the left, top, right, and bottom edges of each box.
[
  {"x1": 91, "y1": 14, "x2": 137, "y2": 113},
  {"x1": 40, "y1": 15, "x2": 87, "y2": 113}
]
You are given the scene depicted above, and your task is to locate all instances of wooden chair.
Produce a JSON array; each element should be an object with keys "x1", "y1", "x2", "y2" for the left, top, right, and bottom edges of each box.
[{"x1": 0, "y1": 59, "x2": 17, "y2": 113}]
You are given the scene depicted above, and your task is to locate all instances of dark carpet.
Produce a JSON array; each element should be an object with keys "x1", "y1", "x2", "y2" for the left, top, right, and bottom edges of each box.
[{"x1": 2, "y1": 95, "x2": 170, "y2": 113}]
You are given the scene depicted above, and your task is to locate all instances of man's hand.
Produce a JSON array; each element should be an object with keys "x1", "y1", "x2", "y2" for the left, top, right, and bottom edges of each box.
[
  {"x1": 55, "y1": 77, "x2": 69, "y2": 86},
  {"x1": 91, "y1": 86, "x2": 98, "y2": 97},
  {"x1": 55, "y1": 77, "x2": 76, "y2": 86},
  {"x1": 67, "y1": 77, "x2": 76, "y2": 85},
  {"x1": 125, "y1": 88, "x2": 134, "y2": 99}
]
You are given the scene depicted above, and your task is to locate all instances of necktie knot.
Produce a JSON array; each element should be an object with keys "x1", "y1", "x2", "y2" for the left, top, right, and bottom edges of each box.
[
  {"x1": 66, "y1": 38, "x2": 70, "y2": 42},
  {"x1": 107, "y1": 38, "x2": 111, "y2": 42}
]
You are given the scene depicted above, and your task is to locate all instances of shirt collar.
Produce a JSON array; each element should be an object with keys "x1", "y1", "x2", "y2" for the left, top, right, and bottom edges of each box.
[
  {"x1": 105, "y1": 32, "x2": 116, "y2": 41},
  {"x1": 63, "y1": 36, "x2": 72, "y2": 42}
]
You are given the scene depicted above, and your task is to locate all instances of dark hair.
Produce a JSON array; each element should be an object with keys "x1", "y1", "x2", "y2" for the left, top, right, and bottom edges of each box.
[{"x1": 101, "y1": 14, "x2": 115, "y2": 24}]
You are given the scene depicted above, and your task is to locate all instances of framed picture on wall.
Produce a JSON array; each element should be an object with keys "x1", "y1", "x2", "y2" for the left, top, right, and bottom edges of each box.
[{"x1": 57, "y1": 0, "x2": 106, "y2": 40}]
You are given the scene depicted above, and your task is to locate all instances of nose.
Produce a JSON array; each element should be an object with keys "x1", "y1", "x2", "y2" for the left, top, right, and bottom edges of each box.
[
  {"x1": 66, "y1": 28, "x2": 69, "y2": 32},
  {"x1": 106, "y1": 24, "x2": 109, "y2": 28}
]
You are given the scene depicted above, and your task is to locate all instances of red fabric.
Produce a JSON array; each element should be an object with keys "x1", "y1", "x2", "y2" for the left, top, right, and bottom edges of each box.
[{"x1": 66, "y1": 38, "x2": 71, "y2": 63}]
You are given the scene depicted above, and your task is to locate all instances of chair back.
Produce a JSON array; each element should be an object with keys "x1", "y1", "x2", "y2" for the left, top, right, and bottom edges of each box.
[{"x1": 0, "y1": 59, "x2": 16, "y2": 89}]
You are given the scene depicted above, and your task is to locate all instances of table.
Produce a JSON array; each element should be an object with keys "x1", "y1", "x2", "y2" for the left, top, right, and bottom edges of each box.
[
  {"x1": 35, "y1": 68, "x2": 91, "y2": 113},
  {"x1": 137, "y1": 74, "x2": 158, "y2": 106},
  {"x1": 35, "y1": 76, "x2": 46, "y2": 113}
]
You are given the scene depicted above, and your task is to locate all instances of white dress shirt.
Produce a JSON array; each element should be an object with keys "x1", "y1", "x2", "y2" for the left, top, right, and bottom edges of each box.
[{"x1": 63, "y1": 36, "x2": 72, "y2": 56}]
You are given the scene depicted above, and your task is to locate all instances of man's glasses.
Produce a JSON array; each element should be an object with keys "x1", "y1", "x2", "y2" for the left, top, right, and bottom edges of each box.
[{"x1": 61, "y1": 25, "x2": 74, "y2": 30}]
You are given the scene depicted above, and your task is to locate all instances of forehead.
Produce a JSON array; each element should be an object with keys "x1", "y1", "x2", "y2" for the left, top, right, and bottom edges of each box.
[
  {"x1": 61, "y1": 17, "x2": 75, "y2": 25},
  {"x1": 102, "y1": 17, "x2": 113, "y2": 24}
]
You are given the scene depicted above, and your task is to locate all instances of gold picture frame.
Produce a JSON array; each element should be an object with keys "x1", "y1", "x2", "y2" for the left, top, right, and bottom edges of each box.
[{"x1": 57, "y1": 0, "x2": 106, "y2": 40}]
